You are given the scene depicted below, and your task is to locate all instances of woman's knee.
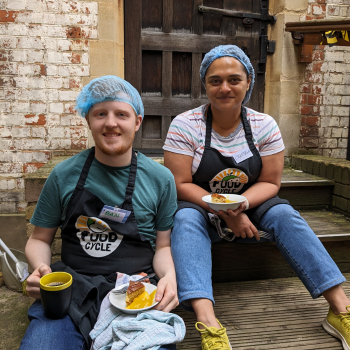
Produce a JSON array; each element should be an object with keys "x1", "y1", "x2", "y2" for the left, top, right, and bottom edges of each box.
[
  {"x1": 266, "y1": 204, "x2": 295, "y2": 217},
  {"x1": 174, "y1": 208, "x2": 207, "y2": 225},
  {"x1": 261, "y1": 204, "x2": 299, "y2": 226},
  {"x1": 173, "y1": 208, "x2": 209, "y2": 235},
  {"x1": 171, "y1": 208, "x2": 211, "y2": 250}
]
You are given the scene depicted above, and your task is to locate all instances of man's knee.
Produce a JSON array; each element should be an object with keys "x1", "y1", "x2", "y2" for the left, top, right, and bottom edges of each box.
[{"x1": 20, "y1": 301, "x2": 86, "y2": 350}]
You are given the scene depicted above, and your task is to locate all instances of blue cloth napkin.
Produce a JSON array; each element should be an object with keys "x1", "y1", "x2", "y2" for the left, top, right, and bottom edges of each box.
[{"x1": 89, "y1": 274, "x2": 186, "y2": 350}]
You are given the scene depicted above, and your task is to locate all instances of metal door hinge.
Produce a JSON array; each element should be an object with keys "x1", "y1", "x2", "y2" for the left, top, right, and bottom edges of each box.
[
  {"x1": 267, "y1": 40, "x2": 276, "y2": 54},
  {"x1": 198, "y1": 6, "x2": 276, "y2": 24}
]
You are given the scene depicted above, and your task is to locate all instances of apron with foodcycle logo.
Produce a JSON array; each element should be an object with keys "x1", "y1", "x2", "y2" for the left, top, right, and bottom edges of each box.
[
  {"x1": 178, "y1": 105, "x2": 289, "y2": 227},
  {"x1": 59, "y1": 147, "x2": 155, "y2": 277}
]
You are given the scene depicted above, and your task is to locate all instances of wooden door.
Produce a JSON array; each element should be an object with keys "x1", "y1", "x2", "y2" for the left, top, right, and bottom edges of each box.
[{"x1": 125, "y1": 0, "x2": 272, "y2": 155}]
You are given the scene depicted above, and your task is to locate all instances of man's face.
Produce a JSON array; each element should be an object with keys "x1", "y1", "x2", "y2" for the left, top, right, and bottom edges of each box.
[{"x1": 86, "y1": 101, "x2": 142, "y2": 157}]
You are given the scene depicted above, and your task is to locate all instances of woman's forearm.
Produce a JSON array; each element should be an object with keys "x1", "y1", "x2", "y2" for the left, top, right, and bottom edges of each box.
[
  {"x1": 241, "y1": 181, "x2": 280, "y2": 209},
  {"x1": 178, "y1": 181, "x2": 279, "y2": 211},
  {"x1": 177, "y1": 182, "x2": 211, "y2": 210}
]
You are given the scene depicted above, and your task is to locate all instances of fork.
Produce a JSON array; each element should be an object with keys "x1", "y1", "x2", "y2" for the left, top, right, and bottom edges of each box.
[{"x1": 111, "y1": 273, "x2": 156, "y2": 294}]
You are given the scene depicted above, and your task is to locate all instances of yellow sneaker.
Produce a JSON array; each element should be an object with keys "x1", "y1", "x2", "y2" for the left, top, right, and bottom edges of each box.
[
  {"x1": 322, "y1": 305, "x2": 350, "y2": 350},
  {"x1": 195, "y1": 319, "x2": 232, "y2": 350}
]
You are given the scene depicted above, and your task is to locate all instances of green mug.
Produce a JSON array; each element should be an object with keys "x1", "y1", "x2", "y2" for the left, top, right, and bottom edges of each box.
[{"x1": 40, "y1": 272, "x2": 73, "y2": 319}]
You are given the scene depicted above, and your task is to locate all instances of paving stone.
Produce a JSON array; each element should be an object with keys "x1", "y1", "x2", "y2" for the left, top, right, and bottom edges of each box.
[{"x1": 0, "y1": 285, "x2": 30, "y2": 350}]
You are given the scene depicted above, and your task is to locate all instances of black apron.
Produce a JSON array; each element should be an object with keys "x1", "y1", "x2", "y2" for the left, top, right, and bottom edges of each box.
[
  {"x1": 178, "y1": 105, "x2": 289, "y2": 227},
  {"x1": 59, "y1": 147, "x2": 155, "y2": 276},
  {"x1": 50, "y1": 148, "x2": 157, "y2": 346}
]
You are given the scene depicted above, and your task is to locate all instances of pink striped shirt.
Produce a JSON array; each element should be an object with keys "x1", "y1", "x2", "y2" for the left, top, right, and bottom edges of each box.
[{"x1": 163, "y1": 104, "x2": 285, "y2": 175}]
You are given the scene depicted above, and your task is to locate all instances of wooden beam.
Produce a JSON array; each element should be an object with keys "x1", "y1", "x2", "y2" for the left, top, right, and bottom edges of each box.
[
  {"x1": 142, "y1": 32, "x2": 258, "y2": 54},
  {"x1": 286, "y1": 19, "x2": 350, "y2": 28},
  {"x1": 143, "y1": 96, "x2": 208, "y2": 115},
  {"x1": 298, "y1": 44, "x2": 313, "y2": 63},
  {"x1": 162, "y1": 0, "x2": 173, "y2": 33},
  {"x1": 191, "y1": 53, "x2": 202, "y2": 99},
  {"x1": 286, "y1": 24, "x2": 350, "y2": 32}
]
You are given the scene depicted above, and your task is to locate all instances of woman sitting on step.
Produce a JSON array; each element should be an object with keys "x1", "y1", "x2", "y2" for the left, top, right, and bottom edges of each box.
[{"x1": 163, "y1": 44, "x2": 350, "y2": 350}]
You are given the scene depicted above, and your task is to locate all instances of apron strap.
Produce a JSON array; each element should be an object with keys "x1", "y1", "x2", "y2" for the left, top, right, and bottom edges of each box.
[
  {"x1": 205, "y1": 105, "x2": 213, "y2": 149},
  {"x1": 76, "y1": 147, "x2": 95, "y2": 191},
  {"x1": 240, "y1": 107, "x2": 256, "y2": 151},
  {"x1": 124, "y1": 150, "x2": 138, "y2": 204}
]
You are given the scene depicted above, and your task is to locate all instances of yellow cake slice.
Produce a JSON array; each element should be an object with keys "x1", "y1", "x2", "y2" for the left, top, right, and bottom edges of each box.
[{"x1": 125, "y1": 280, "x2": 145, "y2": 306}]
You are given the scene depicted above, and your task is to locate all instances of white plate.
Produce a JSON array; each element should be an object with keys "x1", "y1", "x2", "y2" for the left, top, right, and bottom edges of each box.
[
  {"x1": 109, "y1": 282, "x2": 159, "y2": 314},
  {"x1": 202, "y1": 194, "x2": 247, "y2": 212}
]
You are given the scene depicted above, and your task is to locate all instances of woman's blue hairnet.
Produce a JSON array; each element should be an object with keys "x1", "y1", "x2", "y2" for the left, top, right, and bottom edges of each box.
[
  {"x1": 200, "y1": 45, "x2": 255, "y2": 105},
  {"x1": 75, "y1": 75, "x2": 144, "y2": 119}
]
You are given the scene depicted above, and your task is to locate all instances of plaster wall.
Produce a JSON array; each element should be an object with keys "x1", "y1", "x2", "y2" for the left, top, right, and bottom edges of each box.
[{"x1": 265, "y1": 0, "x2": 308, "y2": 158}]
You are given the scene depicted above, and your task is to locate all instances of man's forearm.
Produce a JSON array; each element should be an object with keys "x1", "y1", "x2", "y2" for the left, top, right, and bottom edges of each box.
[
  {"x1": 153, "y1": 246, "x2": 176, "y2": 280},
  {"x1": 25, "y1": 237, "x2": 52, "y2": 271}
]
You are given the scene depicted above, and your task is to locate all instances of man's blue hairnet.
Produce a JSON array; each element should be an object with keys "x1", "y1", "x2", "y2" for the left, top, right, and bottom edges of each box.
[
  {"x1": 75, "y1": 75, "x2": 144, "y2": 119},
  {"x1": 200, "y1": 45, "x2": 255, "y2": 105}
]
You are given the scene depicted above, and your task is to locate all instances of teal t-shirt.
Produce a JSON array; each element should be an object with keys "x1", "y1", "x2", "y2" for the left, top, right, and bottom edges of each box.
[{"x1": 30, "y1": 149, "x2": 177, "y2": 248}]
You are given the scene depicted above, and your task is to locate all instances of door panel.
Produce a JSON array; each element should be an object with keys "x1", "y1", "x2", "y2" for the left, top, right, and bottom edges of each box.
[{"x1": 125, "y1": 0, "x2": 271, "y2": 155}]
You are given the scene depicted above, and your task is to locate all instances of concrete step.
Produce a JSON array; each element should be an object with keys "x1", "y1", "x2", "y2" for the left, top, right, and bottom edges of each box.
[{"x1": 279, "y1": 168, "x2": 334, "y2": 210}]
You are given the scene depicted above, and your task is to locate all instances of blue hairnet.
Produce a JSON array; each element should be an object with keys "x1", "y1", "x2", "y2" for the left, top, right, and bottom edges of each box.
[
  {"x1": 200, "y1": 45, "x2": 255, "y2": 105},
  {"x1": 75, "y1": 75, "x2": 144, "y2": 119}
]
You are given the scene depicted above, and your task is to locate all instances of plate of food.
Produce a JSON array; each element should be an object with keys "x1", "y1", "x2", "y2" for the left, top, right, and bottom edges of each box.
[
  {"x1": 202, "y1": 193, "x2": 247, "y2": 212},
  {"x1": 109, "y1": 280, "x2": 158, "y2": 314}
]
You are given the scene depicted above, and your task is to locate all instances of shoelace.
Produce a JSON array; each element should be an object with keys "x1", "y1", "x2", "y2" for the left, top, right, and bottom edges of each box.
[
  {"x1": 340, "y1": 305, "x2": 350, "y2": 332},
  {"x1": 195, "y1": 322, "x2": 230, "y2": 350}
]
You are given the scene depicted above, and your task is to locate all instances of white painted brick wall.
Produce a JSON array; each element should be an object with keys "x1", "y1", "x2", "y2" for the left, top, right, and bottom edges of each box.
[
  {"x1": 300, "y1": 1, "x2": 350, "y2": 159},
  {"x1": 0, "y1": 0, "x2": 98, "y2": 213}
]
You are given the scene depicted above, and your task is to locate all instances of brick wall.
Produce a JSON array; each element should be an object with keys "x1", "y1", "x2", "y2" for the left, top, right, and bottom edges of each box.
[
  {"x1": 298, "y1": 0, "x2": 350, "y2": 158},
  {"x1": 0, "y1": 0, "x2": 98, "y2": 214}
]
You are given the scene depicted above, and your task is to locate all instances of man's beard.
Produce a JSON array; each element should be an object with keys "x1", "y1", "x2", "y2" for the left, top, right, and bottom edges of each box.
[{"x1": 95, "y1": 132, "x2": 135, "y2": 156}]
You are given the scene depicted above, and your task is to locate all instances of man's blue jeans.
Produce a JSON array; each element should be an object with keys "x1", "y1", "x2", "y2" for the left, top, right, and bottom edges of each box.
[
  {"x1": 171, "y1": 204, "x2": 346, "y2": 311},
  {"x1": 19, "y1": 300, "x2": 176, "y2": 350}
]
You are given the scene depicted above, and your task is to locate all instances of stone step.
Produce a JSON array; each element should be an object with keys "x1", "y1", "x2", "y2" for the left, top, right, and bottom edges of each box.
[
  {"x1": 279, "y1": 168, "x2": 334, "y2": 210},
  {"x1": 211, "y1": 210, "x2": 350, "y2": 283}
]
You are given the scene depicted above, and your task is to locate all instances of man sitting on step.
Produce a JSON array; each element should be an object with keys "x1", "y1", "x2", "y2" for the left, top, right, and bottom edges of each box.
[{"x1": 20, "y1": 76, "x2": 181, "y2": 350}]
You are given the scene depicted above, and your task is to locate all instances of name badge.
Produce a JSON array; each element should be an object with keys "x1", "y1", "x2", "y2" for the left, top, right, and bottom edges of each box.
[
  {"x1": 99, "y1": 205, "x2": 131, "y2": 223},
  {"x1": 232, "y1": 147, "x2": 253, "y2": 164}
]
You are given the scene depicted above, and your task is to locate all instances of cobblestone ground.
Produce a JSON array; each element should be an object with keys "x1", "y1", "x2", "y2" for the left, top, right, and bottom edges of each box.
[{"x1": 0, "y1": 275, "x2": 31, "y2": 350}]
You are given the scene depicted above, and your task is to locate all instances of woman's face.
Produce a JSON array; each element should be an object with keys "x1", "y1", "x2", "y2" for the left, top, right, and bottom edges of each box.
[{"x1": 204, "y1": 56, "x2": 251, "y2": 112}]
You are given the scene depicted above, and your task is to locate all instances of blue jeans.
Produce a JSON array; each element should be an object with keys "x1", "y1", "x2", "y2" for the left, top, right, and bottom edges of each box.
[
  {"x1": 20, "y1": 300, "x2": 176, "y2": 350},
  {"x1": 171, "y1": 204, "x2": 346, "y2": 311}
]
